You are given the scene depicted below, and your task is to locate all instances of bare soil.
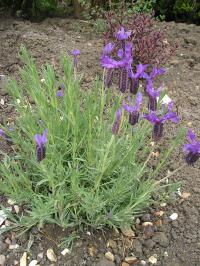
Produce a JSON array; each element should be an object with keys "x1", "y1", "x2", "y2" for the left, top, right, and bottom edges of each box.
[{"x1": 0, "y1": 15, "x2": 200, "y2": 266}]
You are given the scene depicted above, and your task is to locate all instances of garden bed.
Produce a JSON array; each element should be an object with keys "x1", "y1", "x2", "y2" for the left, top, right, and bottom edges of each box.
[{"x1": 0, "y1": 15, "x2": 200, "y2": 266}]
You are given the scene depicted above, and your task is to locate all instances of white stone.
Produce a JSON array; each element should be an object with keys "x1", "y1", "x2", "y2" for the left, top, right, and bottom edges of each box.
[
  {"x1": 105, "y1": 251, "x2": 115, "y2": 262},
  {"x1": 20, "y1": 252, "x2": 27, "y2": 266},
  {"x1": 169, "y1": 213, "x2": 178, "y2": 221},
  {"x1": 61, "y1": 248, "x2": 70, "y2": 256},
  {"x1": 0, "y1": 255, "x2": 6, "y2": 265},
  {"x1": 148, "y1": 255, "x2": 157, "y2": 264},
  {"x1": 9, "y1": 244, "x2": 20, "y2": 250},
  {"x1": 28, "y1": 260, "x2": 38, "y2": 266},
  {"x1": 46, "y1": 248, "x2": 57, "y2": 262}
]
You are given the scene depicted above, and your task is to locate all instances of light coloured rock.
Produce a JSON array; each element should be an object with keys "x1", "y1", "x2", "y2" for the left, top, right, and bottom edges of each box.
[
  {"x1": 121, "y1": 262, "x2": 129, "y2": 266},
  {"x1": 148, "y1": 255, "x2": 157, "y2": 265},
  {"x1": 124, "y1": 256, "x2": 138, "y2": 264},
  {"x1": 121, "y1": 226, "x2": 135, "y2": 237},
  {"x1": 142, "y1": 222, "x2": 153, "y2": 227},
  {"x1": 5, "y1": 238, "x2": 11, "y2": 245},
  {"x1": 20, "y1": 252, "x2": 27, "y2": 266},
  {"x1": 28, "y1": 260, "x2": 38, "y2": 266},
  {"x1": 4, "y1": 220, "x2": 11, "y2": 227},
  {"x1": 37, "y1": 253, "x2": 44, "y2": 260},
  {"x1": 0, "y1": 98, "x2": 5, "y2": 105},
  {"x1": 9, "y1": 244, "x2": 19, "y2": 250},
  {"x1": 107, "y1": 239, "x2": 117, "y2": 249},
  {"x1": 140, "y1": 260, "x2": 147, "y2": 265},
  {"x1": 169, "y1": 213, "x2": 178, "y2": 221},
  {"x1": 160, "y1": 203, "x2": 167, "y2": 207},
  {"x1": 88, "y1": 245, "x2": 98, "y2": 257},
  {"x1": 105, "y1": 251, "x2": 115, "y2": 262},
  {"x1": 181, "y1": 192, "x2": 191, "y2": 199},
  {"x1": 61, "y1": 248, "x2": 70, "y2": 256},
  {"x1": 46, "y1": 248, "x2": 57, "y2": 262},
  {"x1": 13, "y1": 205, "x2": 20, "y2": 214},
  {"x1": 0, "y1": 255, "x2": 6, "y2": 265},
  {"x1": 7, "y1": 199, "x2": 15, "y2": 205}
]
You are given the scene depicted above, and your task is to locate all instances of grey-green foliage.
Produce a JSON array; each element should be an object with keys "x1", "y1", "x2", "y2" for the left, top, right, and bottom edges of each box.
[{"x1": 0, "y1": 47, "x2": 184, "y2": 233}]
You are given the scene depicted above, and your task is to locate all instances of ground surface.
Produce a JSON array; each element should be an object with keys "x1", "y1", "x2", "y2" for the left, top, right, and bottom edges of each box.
[{"x1": 0, "y1": 15, "x2": 200, "y2": 266}]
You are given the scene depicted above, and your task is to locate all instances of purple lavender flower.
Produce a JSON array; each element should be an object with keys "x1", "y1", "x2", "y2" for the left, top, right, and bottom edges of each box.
[
  {"x1": 101, "y1": 43, "x2": 133, "y2": 92},
  {"x1": 34, "y1": 129, "x2": 48, "y2": 162},
  {"x1": 146, "y1": 81, "x2": 163, "y2": 111},
  {"x1": 115, "y1": 27, "x2": 131, "y2": 41},
  {"x1": 56, "y1": 83, "x2": 65, "y2": 97},
  {"x1": 104, "y1": 69, "x2": 114, "y2": 88},
  {"x1": 122, "y1": 92, "x2": 143, "y2": 126},
  {"x1": 71, "y1": 49, "x2": 80, "y2": 69},
  {"x1": 103, "y1": 43, "x2": 115, "y2": 55},
  {"x1": 183, "y1": 129, "x2": 200, "y2": 165},
  {"x1": 143, "y1": 66, "x2": 166, "y2": 81},
  {"x1": 143, "y1": 102, "x2": 179, "y2": 141},
  {"x1": 119, "y1": 68, "x2": 129, "y2": 93},
  {"x1": 112, "y1": 109, "x2": 122, "y2": 135},
  {"x1": 129, "y1": 64, "x2": 149, "y2": 94},
  {"x1": 71, "y1": 49, "x2": 80, "y2": 56}
]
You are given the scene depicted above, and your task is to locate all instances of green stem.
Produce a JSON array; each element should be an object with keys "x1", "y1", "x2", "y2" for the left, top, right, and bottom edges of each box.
[{"x1": 95, "y1": 135, "x2": 115, "y2": 191}]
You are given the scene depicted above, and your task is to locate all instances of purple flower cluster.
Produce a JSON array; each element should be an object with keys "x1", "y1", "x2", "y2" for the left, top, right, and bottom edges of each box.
[
  {"x1": 101, "y1": 27, "x2": 166, "y2": 95},
  {"x1": 34, "y1": 129, "x2": 48, "y2": 162},
  {"x1": 183, "y1": 129, "x2": 200, "y2": 165}
]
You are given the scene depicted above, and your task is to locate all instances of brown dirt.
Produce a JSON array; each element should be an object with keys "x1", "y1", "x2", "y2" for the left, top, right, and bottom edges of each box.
[{"x1": 0, "y1": 15, "x2": 200, "y2": 266}]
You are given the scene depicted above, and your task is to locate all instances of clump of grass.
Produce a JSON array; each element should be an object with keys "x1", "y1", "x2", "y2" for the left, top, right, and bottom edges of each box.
[{"x1": 0, "y1": 47, "x2": 184, "y2": 233}]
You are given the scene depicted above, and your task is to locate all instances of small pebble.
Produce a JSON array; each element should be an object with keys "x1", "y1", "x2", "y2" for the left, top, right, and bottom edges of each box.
[
  {"x1": 37, "y1": 252, "x2": 44, "y2": 260},
  {"x1": 46, "y1": 248, "x2": 57, "y2": 262},
  {"x1": 107, "y1": 239, "x2": 117, "y2": 249},
  {"x1": 20, "y1": 252, "x2": 27, "y2": 266},
  {"x1": 121, "y1": 262, "x2": 129, "y2": 266},
  {"x1": 13, "y1": 205, "x2": 20, "y2": 214},
  {"x1": 169, "y1": 213, "x2": 178, "y2": 221},
  {"x1": 9, "y1": 244, "x2": 19, "y2": 250},
  {"x1": 61, "y1": 248, "x2": 70, "y2": 256},
  {"x1": 0, "y1": 255, "x2": 6, "y2": 266},
  {"x1": 7, "y1": 199, "x2": 15, "y2": 205},
  {"x1": 125, "y1": 256, "x2": 138, "y2": 264},
  {"x1": 148, "y1": 255, "x2": 157, "y2": 264},
  {"x1": 105, "y1": 251, "x2": 115, "y2": 262},
  {"x1": 28, "y1": 260, "x2": 38, "y2": 266},
  {"x1": 164, "y1": 251, "x2": 168, "y2": 257}
]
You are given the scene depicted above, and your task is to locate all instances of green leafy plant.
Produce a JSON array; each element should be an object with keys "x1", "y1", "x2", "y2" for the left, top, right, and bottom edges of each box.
[{"x1": 0, "y1": 46, "x2": 185, "y2": 234}]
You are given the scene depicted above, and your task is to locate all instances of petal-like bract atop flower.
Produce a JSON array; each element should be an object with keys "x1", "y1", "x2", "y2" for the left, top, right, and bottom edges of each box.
[
  {"x1": 71, "y1": 49, "x2": 80, "y2": 56},
  {"x1": 34, "y1": 129, "x2": 48, "y2": 148},
  {"x1": 115, "y1": 27, "x2": 132, "y2": 41},
  {"x1": 143, "y1": 67, "x2": 166, "y2": 80},
  {"x1": 144, "y1": 102, "x2": 179, "y2": 124},
  {"x1": 146, "y1": 80, "x2": 163, "y2": 99},
  {"x1": 103, "y1": 43, "x2": 115, "y2": 55},
  {"x1": 123, "y1": 92, "x2": 143, "y2": 113}
]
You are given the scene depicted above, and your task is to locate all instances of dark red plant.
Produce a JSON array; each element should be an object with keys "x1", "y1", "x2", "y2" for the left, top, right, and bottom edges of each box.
[{"x1": 104, "y1": 11, "x2": 178, "y2": 66}]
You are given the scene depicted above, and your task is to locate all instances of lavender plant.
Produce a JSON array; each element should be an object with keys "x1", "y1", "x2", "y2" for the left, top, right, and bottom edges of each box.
[{"x1": 0, "y1": 45, "x2": 190, "y2": 234}]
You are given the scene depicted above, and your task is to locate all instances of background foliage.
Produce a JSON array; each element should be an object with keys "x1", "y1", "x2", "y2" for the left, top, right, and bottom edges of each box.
[{"x1": 0, "y1": 0, "x2": 199, "y2": 23}]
